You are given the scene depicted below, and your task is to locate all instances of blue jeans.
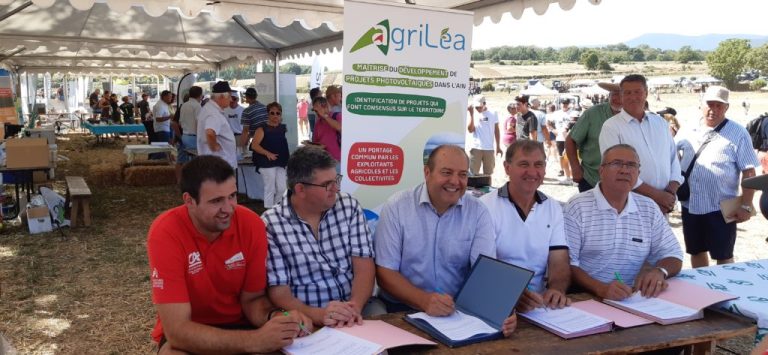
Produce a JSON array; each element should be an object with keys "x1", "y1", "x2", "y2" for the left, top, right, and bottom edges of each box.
[{"x1": 176, "y1": 135, "x2": 197, "y2": 164}]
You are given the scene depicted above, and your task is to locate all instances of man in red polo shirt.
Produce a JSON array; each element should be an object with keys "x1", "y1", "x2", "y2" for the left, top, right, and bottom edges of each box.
[{"x1": 147, "y1": 155, "x2": 312, "y2": 354}]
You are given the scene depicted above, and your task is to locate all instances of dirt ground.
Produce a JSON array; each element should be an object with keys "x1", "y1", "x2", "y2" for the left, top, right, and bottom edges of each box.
[{"x1": 1, "y1": 85, "x2": 766, "y2": 354}]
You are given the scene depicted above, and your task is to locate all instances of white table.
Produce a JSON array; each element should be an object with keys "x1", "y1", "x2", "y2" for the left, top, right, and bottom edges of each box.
[
  {"x1": 677, "y1": 259, "x2": 768, "y2": 344},
  {"x1": 123, "y1": 144, "x2": 176, "y2": 164}
]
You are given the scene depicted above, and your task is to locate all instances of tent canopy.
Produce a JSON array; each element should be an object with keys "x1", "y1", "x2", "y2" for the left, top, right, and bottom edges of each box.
[
  {"x1": 0, "y1": 0, "x2": 600, "y2": 75},
  {"x1": 0, "y1": 0, "x2": 342, "y2": 75},
  {"x1": 522, "y1": 82, "x2": 557, "y2": 96}
]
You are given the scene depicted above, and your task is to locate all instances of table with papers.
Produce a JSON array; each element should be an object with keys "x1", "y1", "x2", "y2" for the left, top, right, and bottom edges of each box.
[
  {"x1": 373, "y1": 294, "x2": 755, "y2": 354},
  {"x1": 676, "y1": 259, "x2": 768, "y2": 343}
]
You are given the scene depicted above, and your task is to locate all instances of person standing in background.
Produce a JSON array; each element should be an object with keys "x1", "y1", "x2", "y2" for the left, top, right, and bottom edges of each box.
[{"x1": 296, "y1": 98, "x2": 309, "y2": 139}]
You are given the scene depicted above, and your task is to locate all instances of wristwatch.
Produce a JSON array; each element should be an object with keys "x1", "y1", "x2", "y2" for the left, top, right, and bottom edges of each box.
[
  {"x1": 741, "y1": 205, "x2": 753, "y2": 213},
  {"x1": 657, "y1": 267, "x2": 669, "y2": 280}
]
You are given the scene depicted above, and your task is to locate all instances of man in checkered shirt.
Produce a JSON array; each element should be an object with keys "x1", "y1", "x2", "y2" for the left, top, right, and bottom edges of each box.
[{"x1": 263, "y1": 146, "x2": 375, "y2": 328}]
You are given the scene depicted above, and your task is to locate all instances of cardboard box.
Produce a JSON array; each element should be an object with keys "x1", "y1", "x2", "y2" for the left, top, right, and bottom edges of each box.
[
  {"x1": 33, "y1": 170, "x2": 48, "y2": 183},
  {"x1": 5, "y1": 138, "x2": 49, "y2": 169},
  {"x1": 26, "y1": 204, "x2": 53, "y2": 234}
]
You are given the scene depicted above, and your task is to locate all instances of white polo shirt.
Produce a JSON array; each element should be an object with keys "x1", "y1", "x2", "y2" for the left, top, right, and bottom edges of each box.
[
  {"x1": 467, "y1": 109, "x2": 499, "y2": 151},
  {"x1": 480, "y1": 184, "x2": 568, "y2": 293}
]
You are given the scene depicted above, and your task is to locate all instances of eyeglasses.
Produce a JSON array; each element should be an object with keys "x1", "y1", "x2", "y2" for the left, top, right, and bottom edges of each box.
[
  {"x1": 601, "y1": 160, "x2": 640, "y2": 171},
  {"x1": 269, "y1": 111, "x2": 282, "y2": 115},
  {"x1": 300, "y1": 175, "x2": 343, "y2": 191}
]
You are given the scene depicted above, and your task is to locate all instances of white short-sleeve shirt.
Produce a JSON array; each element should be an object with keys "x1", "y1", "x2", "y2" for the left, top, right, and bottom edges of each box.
[{"x1": 480, "y1": 184, "x2": 568, "y2": 292}]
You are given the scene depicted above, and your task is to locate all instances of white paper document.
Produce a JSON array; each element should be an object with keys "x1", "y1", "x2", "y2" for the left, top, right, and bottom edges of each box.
[
  {"x1": 522, "y1": 306, "x2": 611, "y2": 333},
  {"x1": 282, "y1": 326, "x2": 382, "y2": 355},
  {"x1": 607, "y1": 292, "x2": 700, "y2": 320},
  {"x1": 407, "y1": 310, "x2": 497, "y2": 341}
]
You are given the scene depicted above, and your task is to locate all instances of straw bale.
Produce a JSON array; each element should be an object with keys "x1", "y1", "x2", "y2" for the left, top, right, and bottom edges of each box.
[
  {"x1": 123, "y1": 165, "x2": 176, "y2": 186},
  {"x1": 88, "y1": 163, "x2": 123, "y2": 186}
]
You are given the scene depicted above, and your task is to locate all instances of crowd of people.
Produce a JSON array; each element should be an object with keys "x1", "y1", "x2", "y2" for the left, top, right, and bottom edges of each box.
[{"x1": 143, "y1": 74, "x2": 763, "y2": 354}]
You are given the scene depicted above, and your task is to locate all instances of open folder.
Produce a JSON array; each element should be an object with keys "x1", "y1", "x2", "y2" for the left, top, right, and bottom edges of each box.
[
  {"x1": 602, "y1": 278, "x2": 738, "y2": 325},
  {"x1": 404, "y1": 255, "x2": 533, "y2": 347},
  {"x1": 519, "y1": 299, "x2": 653, "y2": 339},
  {"x1": 282, "y1": 320, "x2": 436, "y2": 355}
]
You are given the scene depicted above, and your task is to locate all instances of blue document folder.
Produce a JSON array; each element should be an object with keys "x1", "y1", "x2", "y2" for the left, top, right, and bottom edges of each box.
[{"x1": 405, "y1": 255, "x2": 534, "y2": 347}]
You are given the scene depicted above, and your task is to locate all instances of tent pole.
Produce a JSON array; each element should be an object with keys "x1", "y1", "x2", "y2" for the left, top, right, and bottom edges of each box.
[
  {"x1": 274, "y1": 51, "x2": 280, "y2": 104},
  {"x1": 0, "y1": 1, "x2": 32, "y2": 24}
]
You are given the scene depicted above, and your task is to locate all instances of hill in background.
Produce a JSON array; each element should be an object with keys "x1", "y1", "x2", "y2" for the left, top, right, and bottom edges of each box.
[{"x1": 625, "y1": 33, "x2": 768, "y2": 50}]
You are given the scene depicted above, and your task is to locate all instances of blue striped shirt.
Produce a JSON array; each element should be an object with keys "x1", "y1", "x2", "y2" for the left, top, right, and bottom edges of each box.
[
  {"x1": 565, "y1": 185, "x2": 683, "y2": 286},
  {"x1": 675, "y1": 119, "x2": 759, "y2": 214},
  {"x1": 241, "y1": 101, "x2": 267, "y2": 136},
  {"x1": 263, "y1": 192, "x2": 373, "y2": 308}
]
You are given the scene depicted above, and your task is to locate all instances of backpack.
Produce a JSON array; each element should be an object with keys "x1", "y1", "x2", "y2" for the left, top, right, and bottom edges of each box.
[{"x1": 745, "y1": 113, "x2": 768, "y2": 151}]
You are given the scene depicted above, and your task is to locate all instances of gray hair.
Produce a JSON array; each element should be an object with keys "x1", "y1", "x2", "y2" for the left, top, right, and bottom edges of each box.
[
  {"x1": 601, "y1": 143, "x2": 640, "y2": 163},
  {"x1": 287, "y1": 146, "x2": 337, "y2": 191},
  {"x1": 210, "y1": 92, "x2": 230, "y2": 100},
  {"x1": 505, "y1": 139, "x2": 545, "y2": 162}
]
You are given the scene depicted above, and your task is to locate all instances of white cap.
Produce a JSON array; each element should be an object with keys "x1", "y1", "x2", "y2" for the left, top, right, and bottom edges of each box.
[
  {"x1": 702, "y1": 86, "x2": 729, "y2": 104},
  {"x1": 472, "y1": 95, "x2": 486, "y2": 107}
]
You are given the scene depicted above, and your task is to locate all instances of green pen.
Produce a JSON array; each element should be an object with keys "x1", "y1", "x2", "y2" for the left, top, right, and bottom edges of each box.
[
  {"x1": 614, "y1": 272, "x2": 625, "y2": 284},
  {"x1": 283, "y1": 311, "x2": 311, "y2": 335}
]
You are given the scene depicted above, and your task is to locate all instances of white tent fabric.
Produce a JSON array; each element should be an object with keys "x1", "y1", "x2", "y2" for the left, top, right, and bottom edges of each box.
[
  {"x1": 1, "y1": 0, "x2": 598, "y2": 76},
  {"x1": 0, "y1": 0, "x2": 602, "y2": 30},
  {"x1": 0, "y1": 0, "x2": 342, "y2": 75},
  {"x1": 522, "y1": 82, "x2": 557, "y2": 96}
]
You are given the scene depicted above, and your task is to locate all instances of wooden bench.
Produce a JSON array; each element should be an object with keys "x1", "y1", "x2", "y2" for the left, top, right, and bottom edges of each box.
[{"x1": 65, "y1": 176, "x2": 92, "y2": 227}]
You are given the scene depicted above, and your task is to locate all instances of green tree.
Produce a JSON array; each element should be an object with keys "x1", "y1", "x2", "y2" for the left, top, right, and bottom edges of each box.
[
  {"x1": 627, "y1": 48, "x2": 645, "y2": 62},
  {"x1": 747, "y1": 44, "x2": 768, "y2": 73},
  {"x1": 559, "y1": 46, "x2": 582, "y2": 63},
  {"x1": 677, "y1": 46, "x2": 699, "y2": 63},
  {"x1": 471, "y1": 49, "x2": 486, "y2": 61},
  {"x1": 580, "y1": 51, "x2": 600, "y2": 70},
  {"x1": 598, "y1": 60, "x2": 613, "y2": 72},
  {"x1": 707, "y1": 39, "x2": 751, "y2": 89}
]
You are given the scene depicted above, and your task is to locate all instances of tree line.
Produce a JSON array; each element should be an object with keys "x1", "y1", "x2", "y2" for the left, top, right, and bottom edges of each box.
[
  {"x1": 471, "y1": 43, "x2": 706, "y2": 65},
  {"x1": 473, "y1": 39, "x2": 768, "y2": 90}
]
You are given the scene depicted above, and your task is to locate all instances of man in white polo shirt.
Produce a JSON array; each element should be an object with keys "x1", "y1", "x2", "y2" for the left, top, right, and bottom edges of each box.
[
  {"x1": 565, "y1": 144, "x2": 683, "y2": 301},
  {"x1": 480, "y1": 140, "x2": 571, "y2": 312}
]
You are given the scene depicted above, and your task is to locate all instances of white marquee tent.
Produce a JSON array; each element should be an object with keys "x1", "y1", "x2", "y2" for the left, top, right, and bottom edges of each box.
[
  {"x1": 1, "y1": 0, "x2": 601, "y2": 75},
  {"x1": 0, "y1": 0, "x2": 600, "y2": 115}
]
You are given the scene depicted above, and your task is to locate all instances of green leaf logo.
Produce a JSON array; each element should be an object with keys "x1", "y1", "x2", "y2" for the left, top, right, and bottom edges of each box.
[
  {"x1": 441, "y1": 27, "x2": 449, "y2": 40},
  {"x1": 350, "y1": 20, "x2": 390, "y2": 55}
]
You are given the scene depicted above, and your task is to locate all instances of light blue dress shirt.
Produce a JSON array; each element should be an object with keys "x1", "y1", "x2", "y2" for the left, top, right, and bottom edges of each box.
[{"x1": 374, "y1": 183, "x2": 497, "y2": 301}]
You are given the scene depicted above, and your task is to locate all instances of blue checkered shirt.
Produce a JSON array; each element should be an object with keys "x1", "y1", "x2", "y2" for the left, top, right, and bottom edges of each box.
[{"x1": 262, "y1": 192, "x2": 374, "y2": 308}]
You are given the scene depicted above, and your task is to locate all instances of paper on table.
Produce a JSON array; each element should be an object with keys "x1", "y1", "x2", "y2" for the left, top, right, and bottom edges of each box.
[
  {"x1": 282, "y1": 326, "x2": 382, "y2": 355},
  {"x1": 572, "y1": 299, "x2": 653, "y2": 328},
  {"x1": 608, "y1": 291, "x2": 699, "y2": 320},
  {"x1": 337, "y1": 320, "x2": 436, "y2": 349},
  {"x1": 522, "y1": 306, "x2": 611, "y2": 333},
  {"x1": 660, "y1": 278, "x2": 737, "y2": 310},
  {"x1": 720, "y1": 196, "x2": 756, "y2": 223},
  {"x1": 408, "y1": 310, "x2": 497, "y2": 341}
]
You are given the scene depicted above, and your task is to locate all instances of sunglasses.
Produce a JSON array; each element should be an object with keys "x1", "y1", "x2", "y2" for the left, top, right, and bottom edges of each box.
[{"x1": 269, "y1": 111, "x2": 282, "y2": 115}]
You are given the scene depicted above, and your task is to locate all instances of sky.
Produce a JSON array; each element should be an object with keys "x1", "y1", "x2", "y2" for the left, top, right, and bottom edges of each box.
[{"x1": 290, "y1": 0, "x2": 767, "y2": 70}]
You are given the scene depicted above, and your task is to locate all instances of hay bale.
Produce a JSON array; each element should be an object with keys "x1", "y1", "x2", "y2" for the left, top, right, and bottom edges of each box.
[
  {"x1": 89, "y1": 163, "x2": 123, "y2": 186},
  {"x1": 123, "y1": 165, "x2": 176, "y2": 186}
]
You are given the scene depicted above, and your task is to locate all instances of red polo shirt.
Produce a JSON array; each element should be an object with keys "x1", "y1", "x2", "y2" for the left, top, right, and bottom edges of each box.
[{"x1": 147, "y1": 205, "x2": 267, "y2": 343}]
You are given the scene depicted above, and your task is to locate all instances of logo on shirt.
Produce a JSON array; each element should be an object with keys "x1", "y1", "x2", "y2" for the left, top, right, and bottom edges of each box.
[
  {"x1": 188, "y1": 252, "x2": 203, "y2": 275},
  {"x1": 225, "y1": 251, "x2": 246, "y2": 270},
  {"x1": 151, "y1": 268, "x2": 164, "y2": 289}
]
